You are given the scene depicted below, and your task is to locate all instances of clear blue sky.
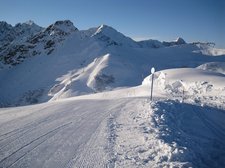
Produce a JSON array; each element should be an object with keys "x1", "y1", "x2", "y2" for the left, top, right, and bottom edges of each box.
[{"x1": 0, "y1": 0, "x2": 225, "y2": 48}]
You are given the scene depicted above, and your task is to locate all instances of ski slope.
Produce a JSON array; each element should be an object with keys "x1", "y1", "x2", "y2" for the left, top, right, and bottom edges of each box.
[
  {"x1": 0, "y1": 98, "x2": 131, "y2": 168},
  {"x1": 0, "y1": 68, "x2": 225, "y2": 168}
]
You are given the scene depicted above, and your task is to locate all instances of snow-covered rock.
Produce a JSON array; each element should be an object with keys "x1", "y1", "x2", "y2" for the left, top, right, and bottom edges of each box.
[
  {"x1": 0, "y1": 20, "x2": 43, "y2": 47},
  {"x1": 0, "y1": 20, "x2": 78, "y2": 65},
  {"x1": 137, "y1": 39, "x2": 164, "y2": 48},
  {"x1": 162, "y1": 37, "x2": 186, "y2": 47},
  {"x1": 92, "y1": 24, "x2": 139, "y2": 47},
  {"x1": 44, "y1": 20, "x2": 78, "y2": 36}
]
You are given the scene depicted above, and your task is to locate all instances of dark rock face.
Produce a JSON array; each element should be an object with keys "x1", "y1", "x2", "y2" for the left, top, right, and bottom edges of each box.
[
  {"x1": 45, "y1": 20, "x2": 78, "y2": 36},
  {"x1": 162, "y1": 37, "x2": 186, "y2": 47},
  {"x1": 176, "y1": 37, "x2": 186, "y2": 45},
  {"x1": 0, "y1": 20, "x2": 78, "y2": 66}
]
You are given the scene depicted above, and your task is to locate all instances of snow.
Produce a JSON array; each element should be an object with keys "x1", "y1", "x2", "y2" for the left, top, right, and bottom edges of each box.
[
  {"x1": 92, "y1": 24, "x2": 138, "y2": 47},
  {"x1": 197, "y1": 62, "x2": 225, "y2": 75},
  {"x1": 1, "y1": 21, "x2": 225, "y2": 106},
  {"x1": 113, "y1": 98, "x2": 225, "y2": 167},
  {"x1": 194, "y1": 45, "x2": 225, "y2": 56},
  {"x1": 0, "y1": 20, "x2": 225, "y2": 167},
  {"x1": 45, "y1": 20, "x2": 78, "y2": 35},
  {"x1": 0, "y1": 98, "x2": 130, "y2": 167},
  {"x1": 2, "y1": 39, "x2": 224, "y2": 107},
  {"x1": 1, "y1": 68, "x2": 225, "y2": 167}
]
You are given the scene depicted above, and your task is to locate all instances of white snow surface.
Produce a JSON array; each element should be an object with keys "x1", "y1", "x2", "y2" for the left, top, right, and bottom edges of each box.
[
  {"x1": 197, "y1": 62, "x2": 225, "y2": 75},
  {"x1": 0, "y1": 67, "x2": 225, "y2": 167},
  {"x1": 0, "y1": 21, "x2": 225, "y2": 167}
]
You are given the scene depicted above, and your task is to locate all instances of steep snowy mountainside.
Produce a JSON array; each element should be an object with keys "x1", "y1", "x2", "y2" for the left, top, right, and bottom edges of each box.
[
  {"x1": 0, "y1": 20, "x2": 44, "y2": 66},
  {"x1": 43, "y1": 20, "x2": 78, "y2": 36},
  {"x1": 0, "y1": 21, "x2": 43, "y2": 47},
  {"x1": 0, "y1": 20, "x2": 77, "y2": 66},
  {"x1": 91, "y1": 24, "x2": 139, "y2": 47},
  {"x1": 12, "y1": 21, "x2": 43, "y2": 42},
  {"x1": 0, "y1": 20, "x2": 225, "y2": 107},
  {"x1": 0, "y1": 21, "x2": 14, "y2": 45}
]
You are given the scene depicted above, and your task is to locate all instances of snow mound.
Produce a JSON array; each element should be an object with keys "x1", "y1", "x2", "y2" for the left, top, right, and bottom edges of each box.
[
  {"x1": 150, "y1": 100, "x2": 225, "y2": 167},
  {"x1": 197, "y1": 62, "x2": 225, "y2": 74},
  {"x1": 142, "y1": 71, "x2": 166, "y2": 90},
  {"x1": 143, "y1": 68, "x2": 225, "y2": 88},
  {"x1": 142, "y1": 68, "x2": 225, "y2": 105}
]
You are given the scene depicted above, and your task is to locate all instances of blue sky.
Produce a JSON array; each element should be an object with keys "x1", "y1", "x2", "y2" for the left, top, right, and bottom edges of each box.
[{"x1": 0, "y1": 0, "x2": 225, "y2": 48}]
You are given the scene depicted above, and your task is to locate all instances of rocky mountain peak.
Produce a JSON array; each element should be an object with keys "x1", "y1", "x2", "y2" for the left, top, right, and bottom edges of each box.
[
  {"x1": 0, "y1": 21, "x2": 12, "y2": 29},
  {"x1": 45, "y1": 20, "x2": 78, "y2": 36},
  {"x1": 0, "y1": 21, "x2": 13, "y2": 41},
  {"x1": 175, "y1": 37, "x2": 186, "y2": 44}
]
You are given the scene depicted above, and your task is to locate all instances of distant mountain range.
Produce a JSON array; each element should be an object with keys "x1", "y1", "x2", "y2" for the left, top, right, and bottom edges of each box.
[{"x1": 0, "y1": 20, "x2": 225, "y2": 107}]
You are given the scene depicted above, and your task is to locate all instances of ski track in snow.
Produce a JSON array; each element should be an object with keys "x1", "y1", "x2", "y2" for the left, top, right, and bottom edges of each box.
[
  {"x1": 0, "y1": 94, "x2": 225, "y2": 167},
  {"x1": 0, "y1": 99, "x2": 129, "y2": 168}
]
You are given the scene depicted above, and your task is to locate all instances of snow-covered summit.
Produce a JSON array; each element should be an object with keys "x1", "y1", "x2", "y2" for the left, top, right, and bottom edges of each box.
[
  {"x1": 0, "y1": 20, "x2": 77, "y2": 66},
  {"x1": 92, "y1": 24, "x2": 138, "y2": 47},
  {"x1": 175, "y1": 37, "x2": 186, "y2": 44},
  {"x1": 24, "y1": 20, "x2": 35, "y2": 25},
  {"x1": 0, "y1": 20, "x2": 43, "y2": 47},
  {"x1": 0, "y1": 21, "x2": 13, "y2": 35},
  {"x1": 45, "y1": 20, "x2": 78, "y2": 36},
  {"x1": 14, "y1": 21, "x2": 43, "y2": 40},
  {"x1": 162, "y1": 37, "x2": 186, "y2": 47},
  {"x1": 0, "y1": 21, "x2": 14, "y2": 44}
]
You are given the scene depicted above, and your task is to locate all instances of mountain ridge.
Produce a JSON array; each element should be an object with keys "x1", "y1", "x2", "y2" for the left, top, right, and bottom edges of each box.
[{"x1": 0, "y1": 20, "x2": 225, "y2": 107}]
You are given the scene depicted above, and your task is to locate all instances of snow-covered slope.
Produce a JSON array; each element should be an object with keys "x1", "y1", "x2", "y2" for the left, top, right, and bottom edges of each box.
[
  {"x1": 0, "y1": 67, "x2": 224, "y2": 167},
  {"x1": 92, "y1": 24, "x2": 139, "y2": 47},
  {"x1": 0, "y1": 21, "x2": 43, "y2": 47},
  {"x1": 1, "y1": 19, "x2": 225, "y2": 168},
  {"x1": 193, "y1": 43, "x2": 225, "y2": 56},
  {"x1": 0, "y1": 20, "x2": 77, "y2": 66},
  {"x1": 197, "y1": 62, "x2": 225, "y2": 74},
  {"x1": 0, "y1": 20, "x2": 225, "y2": 107},
  {"x1": 137, "y1": 39, "x2": 164, "y2": 48}
]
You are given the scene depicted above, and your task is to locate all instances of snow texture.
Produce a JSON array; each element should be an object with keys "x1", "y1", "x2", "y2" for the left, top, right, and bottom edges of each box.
[{"x1": 0, "y1": 20, "x2": 225, "y2": 168}]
